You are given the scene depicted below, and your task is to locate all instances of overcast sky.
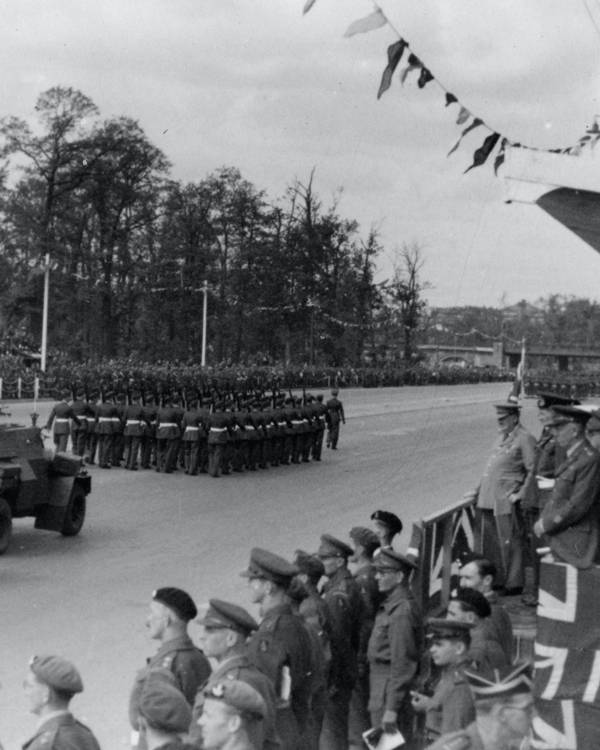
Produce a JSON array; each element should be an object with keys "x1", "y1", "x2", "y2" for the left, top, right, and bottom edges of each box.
[{"x1": 2, "y1": 0, "x2": 600, "y2": 307}]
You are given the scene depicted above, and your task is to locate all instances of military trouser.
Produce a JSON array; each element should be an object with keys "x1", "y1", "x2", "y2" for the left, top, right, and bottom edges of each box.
[
  {"x1": 282, "y1": 435, "x2": 294, "y2": 464},
  {"x1": 246, "y1": 442, "x2": 259, "y2": 471},
  {"x1": 53, "y1": 432, "x2": 69, "y2": 453},
  {"x1": 277, "y1": 706, "x2": 301, "y2": 750},
  {"x1": 233, "y1": 441, "x2": 247, "y2": 472},
  {"x1": 183, "y1": 441, "x2": 200, "y2": 474},
  {"x1": 140, "y1": 436, "x2": 154, "y2": 468},
  {"x1": 113, "y1": 432, "x2": 125, "y2": 465},
  {"x1": 320, "y1": 684, "x2": 353, "y2": 750},
  {"x1": 208, "y1": 443, "x2": 224, "y2": 477},
  {"x1": 71, "y1": 429, "x2": 87, "y2": 456},
  {"x1": 125, "y1": 435, "x2": 141, "y2": 469},
  {"x1": 328, "y1": 421, "x2": 341, "y2": 449},
  {"x1": 302, "y1": 432, "x2": 313, "y2": 462},
  {"x1": 86, "y1": 432, "x2": 98, "y2": 464},
  {"x1": 313, "y1": 429, "x2": 325, "y2": 460},
  {"x1": 291, "y1": 434, "x2": 302, "y2": 463},
  {"x1": 97, "y1": 434, "x2": 113, "y2": 467},
  {"x1": 199, "y1": 439, "x2": 209, "y2": 473},
  {"x1": 348, "y1": 666, "x2": 370, "y2": 749},
  {"x1": 259, "y1": 438, "x2": 269, "y2": 468}
]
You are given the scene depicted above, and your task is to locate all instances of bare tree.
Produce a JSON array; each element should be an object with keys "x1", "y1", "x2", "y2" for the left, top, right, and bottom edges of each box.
[{"x1": 388, "y1": 242, "x2": 430, "y2": 360}]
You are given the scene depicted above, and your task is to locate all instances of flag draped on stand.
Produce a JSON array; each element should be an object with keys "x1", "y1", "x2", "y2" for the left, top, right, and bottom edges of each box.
[{"x1": 533, "y1": 560, "x2": 600, "y2": 749}]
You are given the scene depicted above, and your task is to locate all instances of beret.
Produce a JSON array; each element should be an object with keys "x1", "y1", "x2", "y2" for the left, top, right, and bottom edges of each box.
[
  {"x1": 240, "y1": 548, "x2": 298, "y2": 586},
  {"x1": 139, "y1": 681, "x2": 192, "y2": 732},
  {"x1": 426, "y1": 618, "x2": 473, "y2": 640},
  {"x1": 547, "y1": 405, "x2": 592, "y2": 426},
  {"x1": 29, "y1": 655, "x2": 83, "y2": 694},
  {"x1": 198, "y1": 599, "x2": 259, "y2": 635},
  {"x1": 128, "y1": 667, "x2": 177, "y2": 729},
  {"x1": 451, "y1": 587, "x2": 491, "y2": 619},
  {"x1": 153, "y1": 587, "x2": 198, "y2": 622},
  {"x1": 349, "y1": 527, "x2": 380, "y2": 551},
  {"x1": 317, "y1": 534, "x2": 353, "y2": 559},
  {"x1": 204, "y1": 679, "x2": 266, "y2": 720},
  {"x1": 370, "y1": 510, "x2": 403, "y2": 536},
  {"x1": 464, "y1": 662, "x2": 533, "y2": 701},
  {"x1": 537, "y1": 391, "x2": 580, "y2": 409},
  {"x1": 294, "y1": 550, "x2": 325, "y2": 579},
  {"x1": 373, "y1": 548, "x2": 417, "y2": 572}
]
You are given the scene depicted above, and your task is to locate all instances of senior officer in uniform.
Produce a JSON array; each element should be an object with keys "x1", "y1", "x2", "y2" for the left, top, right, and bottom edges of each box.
[
  {"x1": 189, "y1": 599, "x2": 280, "y2": 750},
  {"x1": 426, "y1": 662, "x2": 534, "y2": 750},
  {"x1": 242, "y1": 548, "x2": 313, "y2": 750},
  {"x1": 131, "y1": 588, "x2": 211, "y2": 715},
  {"x1": 466, "y1": 403, "x2": 536, "y2": 594},
  {"x1": 317, "y1": 534, "x2": 364, "y2": 750},
  {"x1": 198, "y1": 680, "x2": 267, "y2": 750},
  {"x1": 534, "y1": 405, "x2": 600, "y2": 568},
  {"x1": 44, "y1": 391, "x2": 81, "y2": 453},
  {"x1": 410, "y1": 619, "x2": 475, "y2": 744},
  {"x1": 23, "y1": 654, "x2": 101, "y2": 750},
  {"x1": 367, "y1": 549, "x2": 421, "y2": 745},
  {"x1": 137, "y1": 678, "x2": 194, "y2": 750}
]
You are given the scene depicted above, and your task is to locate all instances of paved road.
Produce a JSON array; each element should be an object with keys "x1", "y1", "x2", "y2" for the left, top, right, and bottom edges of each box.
[{"x1": 0, "y1": 383, "x2": 541, "y2": 748}]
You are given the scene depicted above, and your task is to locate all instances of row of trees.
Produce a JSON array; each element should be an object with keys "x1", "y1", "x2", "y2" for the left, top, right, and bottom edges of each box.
[{"x1": 0, "y1": 87, "x2": 428, "y2": 367}]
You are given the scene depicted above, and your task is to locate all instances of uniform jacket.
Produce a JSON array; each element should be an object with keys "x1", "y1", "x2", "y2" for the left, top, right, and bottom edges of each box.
[
  {"x1": 188, "y1": 654, "x2": 280, "y2": 750},
  {"x1": 483, "y1": 592, "x2": 514, "y2": 663},
  {"x1": 22, "y1": 712, "x2": 101, "y2": 750},
  {"x1": 468, "y1": 622, "x2": 507, "y2": 673},
  {"x1": 476, "y1": 424, "x2": 536, "y2": 516},
  {"x1": 45, "y1": 402, "x2": 80, "y2": 434},
  {"x1": 424, "y1": 660, "x2": 475, "y2": 737},
  {"x1": 141, "y1": 405, "x2": 157, "y2": 437},
  {"x1": 146, "y1": 635, "x2": 211, "y2": 705},
  {"x1": 181, "y1": 409, "x2": 203, "y2": 442},
  {"x1": 426, "y1": 720, "x2": 484, "y2": 750},
  {"x1": 246, "y1": 603, "x2": 313, "y2": 731},
  {"x1": 354, "y1": 563, "x2": 382, "y2": 658},
  {"x1": 540, "y1": 439, "x2": 600, "y2": 568},
  {"x1": 321, "y1": 567, "x2": 364, "y2": 686},
  {"x1": 207, "y1": 412, "x2": 230, "y2": 445},
  {"x1": 94, "y1": 402, "x2": 119, "y2": 435},
  {"x1": 326, "y1": 398, "x2": 345, "y2": 425},
  {"x1": 367, "y1": 583, "x2": 421, "y2": 712},
  {"x1": 156, "y1": 407, "x2": 182, "y2": 440},
  {"x1": 70, "y1": 400, "x2": 93, "y2": 432},
  {"x1": 123, "y1": 404, "x2": 149, "y2": 437},
  {"x1": 522, "y1": 427, "x2": 565, "y2": 511}
]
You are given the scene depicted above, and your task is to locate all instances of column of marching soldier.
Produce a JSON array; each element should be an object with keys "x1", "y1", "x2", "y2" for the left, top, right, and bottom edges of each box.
[
  {"x1": 20, "y1": 510, "x2": 534, "y2": 750},
  {"x1": 43, "y1": 388, "x2": 346, "y2": 476}
]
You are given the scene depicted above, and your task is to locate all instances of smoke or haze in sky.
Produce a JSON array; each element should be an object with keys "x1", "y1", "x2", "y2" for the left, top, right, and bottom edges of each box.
[{"x1": 2, "y1": 0, "x2": 600, "y2": 306}]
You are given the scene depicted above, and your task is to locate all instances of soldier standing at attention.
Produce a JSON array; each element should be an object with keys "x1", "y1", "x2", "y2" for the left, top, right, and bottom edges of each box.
[
  {"x1": 367, "y1": 549, "x2": 421, "y2": 745},
  {"x1": 207, "y1": 402, "x2": 230, "y2": 478},
  {"x1": 70, "y1": 389, "x2": 92, "y2": 457},
  {"x1": 84, "y1": 391, "x2": 99, "y2": 466},
  {"x1": 410, "y1": 619, "x2": 475, "y2": 744},
  {"x1": 44, "y1": 390, "x2": 80, "y2": 453},
  {"x1": 22, "y1": 655, "x2": 101, "y2": 750},
  {"x1": 140, "y1": 393, "x2": 157, "y2": 470},
  {"x1": 124, "y1": 391, "x2": 150, "y2": 471},
  {"x1": 326, "y1": 389, "x2": 345, "y2": 450},
  {"x1": 348, "y1": 527, "x2": 381, "y2": 749},
  {"x1": 156, "y1": 395, "x2": 182, "y2": 474},
  {"x1": 181, "y1": 397, "x2": 202, "y2": 475},
  {"x1": 317, "y1": 534, "x2": 364, "y2": 750},
  {"x1": 112, "y1": 392, "x2": 127, "y2": 467},
  {"x1": 242, "y1": 548, "x2": 313, "y2": 750},
  {"x1": 312, "y1": 395, "x2": 328, "y2": 461},
  {"x1": 131, "y1": 587, "x2": 211, "y2": 717},
  {"x1": 95, "y1": 391, "x2": 118, "y2": 469}
]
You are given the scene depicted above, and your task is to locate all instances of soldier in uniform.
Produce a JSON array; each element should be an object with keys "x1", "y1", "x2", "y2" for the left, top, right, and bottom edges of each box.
[
  {"x1": 534, "y1": 405, "x2": 600, "y2": 568},
  {"x1": 325, "y1": 389, "x2": 345, "y2": 450},
  {"x1": 22, "y1": 654, "x2": 101, "y2": 750},
  {"x1": 207, "y1": 402, "x2": 231, "y2": 478},
  {"x1": 367, "y1": 549, "x2": 421, "y2": 745},
  {"x1": 312, "y1": 395, "x2": 328, "y2": 461},
  {"x1": 466, "y1": 403, "x2": 536, "y2": 594},
  {"x1": 112, "y1": 392, "x2": 127, "y2": 466},
  {"x1": 136, "y1": 678, "x2": 195, "y2": 750},
  {"x1": 140, "y1": 393, "x2": 157, "y2": 470},
  {"x1": 317, "y1": 534, "x2": 364, "y2": 750},
  {"x1": 446, "y1": 589, "x2": 507, "y2": 673},
  {"x1": 124, "y1": 392, "x2": 150, "y2": 471},
  {"x1": 371, "y1": 510, "x2": 403, "y2": 557},
  {"x1": 70, "y1": 389, "x2": 92, "y2": 457},
  {"x1": 410, "y1": 619, "x2": 475, "y2": 744},
  {"x1": 84, "y1": 391, "x2": 99, "y2": 466},
  {"x1": 181, "y1": 397, "x2": 203, "y2": 475},
  {"x1": 189, "y1": 599, "x2": 280, "y2": 750},
  {"x1": 95, "y1": 391, "x2": 119, "y2": 469},
  {"x1": 198, "y1": 680, "x2": 267, "y2": 750},
  {"x1": 44, "y1": 390, "x2": 80, "y2": 453},
  {"x1": 156, "y1": 395, "x2": 183, "y2": 473},
  {"x1": 241, "y1": 548, "x2": 313, "y2": 750},
  {"x1": 131, "y1": 588, "x2": 211, "y2": 712},
  {"x1": 426, "y1": 662, "x2": 534, "y2": 750},
  {"x1": 198, "y1": 398, "x2": 212, "y2": 474},
  {"x1": 348, "y1": 527, "x2": 381, "y2": 749}
]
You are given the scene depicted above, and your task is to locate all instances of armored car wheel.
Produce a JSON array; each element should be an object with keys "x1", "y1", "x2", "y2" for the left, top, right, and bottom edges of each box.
[
  {"x1": 61, "y1": 484, "x2": 86, "y2": 537},
  {"x1": 0, "y1": 498, "x2": 12, "y2": 554}
]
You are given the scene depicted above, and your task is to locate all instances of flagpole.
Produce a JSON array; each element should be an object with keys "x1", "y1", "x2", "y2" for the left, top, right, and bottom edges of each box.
[
  {"x1": 41, "y1": 253, "x2": 50, "y2": 373},
  {"x1": 201, "y1": 280, "x2": 208, "y2": 368}
]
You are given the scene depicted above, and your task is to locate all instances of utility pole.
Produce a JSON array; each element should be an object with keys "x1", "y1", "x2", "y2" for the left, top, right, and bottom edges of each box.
[
  {"x1": 41, "y1": 253, "x2": 50, "y2": 372},
  {"x1": 201, "y1": 280, "x2": 208, "y2": 367}
]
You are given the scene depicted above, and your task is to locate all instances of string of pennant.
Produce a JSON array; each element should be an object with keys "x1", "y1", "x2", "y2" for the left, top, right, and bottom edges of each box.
[{"x1": 303, "y1": 1, "x2": 600, "y2": 172}]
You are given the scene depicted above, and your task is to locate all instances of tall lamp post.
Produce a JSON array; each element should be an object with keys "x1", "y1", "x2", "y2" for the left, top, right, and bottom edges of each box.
[
  {"x1": 40, "y1": 254, "x2": 52, "y2": 372},
  {"x1": 201, "y1": 280, "x2": 208, "y2": 367}
]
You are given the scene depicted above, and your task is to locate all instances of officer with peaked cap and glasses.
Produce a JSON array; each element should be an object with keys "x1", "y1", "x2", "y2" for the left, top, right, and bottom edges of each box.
[
  {"x1": 317, "y1": 534, "x2": 365, "y2": 750},
  {"x1": 367, "y1": 549, "x2": 421, "y2": 745},
  {"x1": 534, "y1": 405, "x2": 600, "y2": 568},
  {"x1": 22, "y1": 655, "x2": 101, "y2": 750},
  {"x1": 370, "y1": 511, "x2": 403, "y2": 557},
  {"x1": 426, "y1": 662, "x2": 534, "y2": 750},
  {"x1": 447, "y1": 589, "x2": 507, "y2": 674},
  {"x1": 137, "y1": 678, "x2": 196, "y2": 750},
  {"x1": 242, "y1": 548, "x2": 313, "y2": 750},
  {"x1": 198, "y1": 680, "x2": 266, "y2": 750},
  {"x1": 410, "y1": 619, "x2": 475, "y2": 744},
  {"x1": 465, "y1": 403, "x2": 536, "y2": 594},
  {"x1": 188, "y1": 599, "x2": 280, "y2": 750}
]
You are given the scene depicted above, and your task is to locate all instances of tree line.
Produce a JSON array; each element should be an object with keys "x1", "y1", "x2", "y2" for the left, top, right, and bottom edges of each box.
[{"x1": 0, "y1": 87, "x2": 427, "y2": 368}]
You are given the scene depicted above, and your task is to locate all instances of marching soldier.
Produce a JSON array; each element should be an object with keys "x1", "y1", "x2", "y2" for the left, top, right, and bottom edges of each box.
[
  {"x1": 326, "y1": 389, "x2": 345, "y2": 450},
  {"x1": 44, "y1": 390, "x2": 80, "y2": 453},
  {"x1": 311, "y1": 395, "x2": 328, "y2": 461}
]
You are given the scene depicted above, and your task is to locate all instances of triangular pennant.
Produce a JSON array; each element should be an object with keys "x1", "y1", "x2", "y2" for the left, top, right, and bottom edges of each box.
[
  {"x1": 465, "y1": 132, "x2": 501, "y2": 173},
  {"x1": 494, "y1": 138, "x2": 508, "y2": 175},
  {"x1": 456, "y1": 107, "x2": 470, "y2": 125},
  {"x1": 343, "y1": 8, "x2": 387, "y2": 37},
  {"x1": 302, "y1": 0, "x2": 317, "y2": 13},
  {"x1": 445, "y1": 93, "x2": 458, "y2": 107},
  {"x1": 400, "y1": 54, "x2": 421, "y2": 84},
  {"x1": 377, "y1": 39, "x2": 408, "y2": 99},
  {"x1": 447, "y1": 118, "x2": 483, "y2": 157},
  {"x1": 417, "y1": 67, "x2": 434, "y2": 89}
]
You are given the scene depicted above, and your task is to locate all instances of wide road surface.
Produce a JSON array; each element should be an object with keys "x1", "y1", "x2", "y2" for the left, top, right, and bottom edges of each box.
[{"x1": 0, "y1": 383, "x2": 543, "y2": 749}]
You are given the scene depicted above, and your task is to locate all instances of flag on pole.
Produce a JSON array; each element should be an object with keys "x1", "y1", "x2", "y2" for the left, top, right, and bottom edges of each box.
[{"x1": 508, "y1": 338, "x2": 525, "y2": 404}]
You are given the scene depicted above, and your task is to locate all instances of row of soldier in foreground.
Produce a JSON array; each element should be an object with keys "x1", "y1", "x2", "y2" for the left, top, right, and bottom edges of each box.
[
  {"x1": 21, "y1": 511, "x2": 533, "y2": 750},
  {"x1": 42, "y1": 389, "x2": 346, "y2": 476}
]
